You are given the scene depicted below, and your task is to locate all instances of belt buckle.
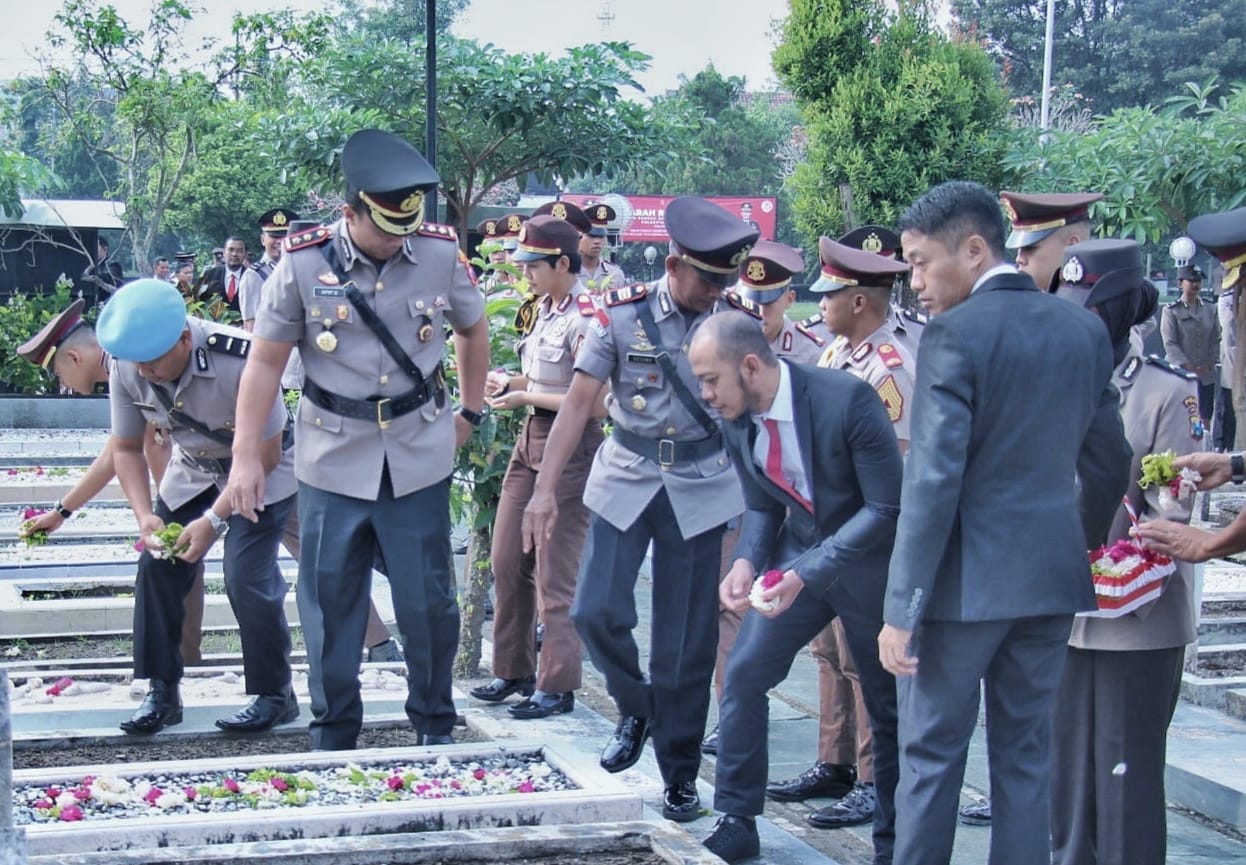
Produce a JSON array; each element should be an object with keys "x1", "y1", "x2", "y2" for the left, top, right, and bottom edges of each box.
[
  {"x1": 376, "y1": 397, "x2": 392, "y2": 430},
  {"x1": 657, "y1": 438, "x2": 675, "y2": 469}
]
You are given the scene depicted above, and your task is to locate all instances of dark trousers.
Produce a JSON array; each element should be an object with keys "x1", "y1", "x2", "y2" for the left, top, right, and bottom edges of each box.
[
  {"x1": 716, "y1": 581, "x2": 899, "y2": 864},
  {"x1": 1050, "y1": 645, "x2": 1184, "y2": 865},
  {"x1": 571, "y1": 488, "x2": 724, "y2": 786},
  {"x1": 133, "y1": 488, "x2": 294, "y2": 694},
  {"x1": 297, "y1": 469, "x2": 458, "y2": 750},
  {"x1": 490, "y1": 415, "x2": 601, "y2": 692},
  {"x1": 893, "y1": 614, "x2": 1073, "y2": 865},
  {"x1": 1197, "y1": 381, "x2": 1215, "y2": 428},
  {"x1": 1214, "y1": 385, "x2": 1236, "y2": 451}
]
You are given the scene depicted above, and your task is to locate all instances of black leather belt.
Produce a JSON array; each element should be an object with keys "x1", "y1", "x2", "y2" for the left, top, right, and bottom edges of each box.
[
  {"x1": 303, "y1": 374, "x2": 444, "y2": 430},
  {"x1": 181, "y1": 452, "x2": 231, "y2": 477},
  {"x1": 531, "y1": 407, "x2": 557, "y2": 419},
  {"x1": 611, "y1": 426, "x2": 722, "y2": 469}
]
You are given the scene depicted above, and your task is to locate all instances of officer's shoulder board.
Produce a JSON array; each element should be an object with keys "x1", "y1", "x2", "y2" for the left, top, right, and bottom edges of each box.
[
  {"x1": 416, "y1": 222, "x2": 457, "y2": 241},
  {"x1": 205, "y1": 332, "x2": 251, "y2": 359},
  {"x1": 877, "y1": 342, "x2": 904, "y2": 369},
  {"x1": 801, "y1": 313, "x2": 824, "y2": 329},
  {"x1": 575, "y1": 293, "x2": 598, "y2": 317},
  {"x1": 605, "y1": 283, "x2": 649, "y2": 308},
  {"x1": 794, "y1": 321, "x2": 826, "y2": 346},
  {"x1": 901, "y1": 308, "x2": 928, "y2": 326},
  {"x1": 723, "y1": 290, "x2": 763, "y2": 320},
  {"x1": 284, "y1": 227, "x2": 332, "y2": 253},
  {"x1": 1145, "y1": 354, "x2": 1197, "y2": 381}
]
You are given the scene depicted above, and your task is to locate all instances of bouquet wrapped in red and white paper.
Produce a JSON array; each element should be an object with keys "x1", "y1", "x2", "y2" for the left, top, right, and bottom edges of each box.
[{"x1": 1083, "y1": 494, "x2": 1177, "y2": 618}]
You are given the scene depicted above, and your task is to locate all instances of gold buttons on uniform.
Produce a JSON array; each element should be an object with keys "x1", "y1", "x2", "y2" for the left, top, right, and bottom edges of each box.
[
  {"x1": 315, "y1": 418, "x2": 322, "y2": 426},
  {"x1": 379, "y1": 375, "x2": 389, "y2": 385},
  {"x1": 198, "y1": 450, "x2": 206, "y2": 456},
  {"x1": 311, "y1": 307, "x2": 321, "y2": 318},
  {"x1": 175, "y1": 401, "x2": 184, "y2": 409},
  {"x1": 666, "y1": 427, "x2": 677, "y2": 436},
  {"x1": 375, "y1": 281, "x2": 384, "y2": 292}
]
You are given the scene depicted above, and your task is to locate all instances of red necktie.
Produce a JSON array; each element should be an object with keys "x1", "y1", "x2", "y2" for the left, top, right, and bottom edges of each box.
[
  {"x1": 763, "y1": 418, "x2": 813, "y2": 513},
  {"x1": 226, "y1": 273, "x2": 237, "y2": 302}
]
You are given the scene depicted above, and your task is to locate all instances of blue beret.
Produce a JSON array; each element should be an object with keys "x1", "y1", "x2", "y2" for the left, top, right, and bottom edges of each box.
[{"x1": 97, "y1": 279, "x2": 188, "y2": 362}]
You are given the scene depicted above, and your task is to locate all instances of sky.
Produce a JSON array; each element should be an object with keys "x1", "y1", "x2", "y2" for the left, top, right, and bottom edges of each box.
[{"x1": 0, "y1": 0, "x2": 793, "y2": 93}]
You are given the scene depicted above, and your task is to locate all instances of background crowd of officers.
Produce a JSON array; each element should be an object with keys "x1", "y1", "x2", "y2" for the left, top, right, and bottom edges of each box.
[{"x1": 18, "y1": 124, "x2": 1246, "y2": 865}]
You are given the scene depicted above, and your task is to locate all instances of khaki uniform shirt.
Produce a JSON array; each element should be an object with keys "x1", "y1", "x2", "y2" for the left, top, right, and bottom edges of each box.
[
  {"x1": 574, "y1": 276, "x2": 744, "y2": 539},
  {"x1": 238, "y1": 256, "x2": 277, "y2": 324},
  {"x1": 519, "y1": 289, "x2": 595, "y2": 394},
  {"x1": 1069, "y1": 353, "x2": 1203, "y2": 650},
  {"x1": 254, "y1": 219, "x2": 484, "y2": 499},
  {"x1": 1162, "y1": 297, "x2": 1220, "y2": 385},
  {"x1": 818, "y1": 322, "x2": 916, "y2": 443},
  {"x1": 109, "y1": 317, "x2": 295, "y2": 510},
  {"x1": 772, "y1": 316, "x2": 826, "y2": 366}
]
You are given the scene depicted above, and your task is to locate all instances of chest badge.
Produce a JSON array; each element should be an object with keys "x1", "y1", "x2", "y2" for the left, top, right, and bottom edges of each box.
[
  {"x1": 631, "y1": 394, "x2": 647, "y2": 412},
  {"x1": 630, "y1": 322, "x2": 656, "y2": 352},
  {"x1": 316, "y1": 318, "x2": 338, "y2": 353}
]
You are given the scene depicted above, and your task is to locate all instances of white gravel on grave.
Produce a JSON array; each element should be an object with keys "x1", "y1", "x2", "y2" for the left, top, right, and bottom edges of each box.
[{"x1": 0, "y1": 429, "x2": 109, "y2": 457}]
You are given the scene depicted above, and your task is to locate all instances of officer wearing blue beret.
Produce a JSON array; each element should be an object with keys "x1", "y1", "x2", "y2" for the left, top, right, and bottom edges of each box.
[
  {"x1": 97, "y1": 278, "x2": 299, "y2": 735},
  {"x1": 523, "y1": 196, "x2": 758, "y2": 822},
  {"x1": 227, "y1": 128, "x2": 490, "y2": 750}
]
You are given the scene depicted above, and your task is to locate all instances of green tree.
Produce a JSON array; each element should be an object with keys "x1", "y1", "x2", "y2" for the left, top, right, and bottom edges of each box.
[
  {"x1": 778, "y1": 0, "x2": 1009, "y2": 242},
  {"x1": 952, "y1": 0, "x2": 1246, "y2": 112},
  {"x1": 248, "y1": 31, "x2": 667, "y2": 246},
  {"x1": 32, "y1": 0, "x2": 223, "y2": 268},
  {"x1": 1000, "y1": 80, "x2": 1246, "y2": 244},
  {"x1": 335, "y1": 0, "x2": 469, "y2": 42}
]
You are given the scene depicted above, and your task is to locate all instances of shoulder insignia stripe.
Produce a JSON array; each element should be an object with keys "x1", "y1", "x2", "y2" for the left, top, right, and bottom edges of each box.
[
  {"x1": 794, "y1": 322, "x2": 826, "y2": 346},
  {"x1": 850, "y1": 341, "x2": 873, "y2": 364},
  {"x1": 876, "y1": 374, "x2": 904, "y2": 422},
  {"x1": 1145, "y1": 354, "x2": 1197, "y2": 380},
  {"x1": 802, "y1": 313, "x2": 823, "y2": 329},
  {"x1": 417, "y1": 222, "x2": 458, "y2": 241},
  {"x1": 205, "y1": 333, "x2": 251, "y2": 358},
  {"x1": 877, "y1": 343, "x2": 904, "y2": 369},
  {"x1": 284, "y1": 227, "x2": 332, "y2": 252},
  {"x1": 576, "y1": 293, "x2": 598, "y2": 317},
  {"x1": 605, "y1": 284, "x2": 649, "y2": 307},
  {"x1": 723, "y1": 290, "x2": 763, "y2": 320}
]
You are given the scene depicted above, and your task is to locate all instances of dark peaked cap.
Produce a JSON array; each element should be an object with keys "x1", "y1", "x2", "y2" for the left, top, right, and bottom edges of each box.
[
  {"x1": 1000, "y1": 190, "x2": 1103, "y2": 249},
  {"x1": 664, "y1": 196, "x2": 759, "y2": 288}
]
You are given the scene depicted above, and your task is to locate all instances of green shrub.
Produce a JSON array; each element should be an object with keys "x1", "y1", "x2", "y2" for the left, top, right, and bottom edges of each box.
[{"x1": 0, "y1": 278, "x2": 87, "y2": 395}]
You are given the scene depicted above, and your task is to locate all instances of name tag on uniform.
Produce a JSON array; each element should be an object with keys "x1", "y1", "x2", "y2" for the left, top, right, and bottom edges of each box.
[
  {"x1": 626, "y1": 353, "x2": 658, "y2": 365},
  {"x1": 314, "y1": 287, "x2": 345, "y2": 297}
]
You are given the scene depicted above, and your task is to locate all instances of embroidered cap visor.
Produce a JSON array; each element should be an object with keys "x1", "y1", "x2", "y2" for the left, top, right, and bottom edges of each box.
[
  {"x1": 811, "y1": 236, "x2": 909, "y2": 293},
  {"x1": 17, "y1": 299, "x2": 87, "y2": 368},
  {"x1": 510, "y1": 216, "x2": 582, "y2": 262},
  {"x1": 1000, "y1": 190, "x2": 1103, "y2": 249}
]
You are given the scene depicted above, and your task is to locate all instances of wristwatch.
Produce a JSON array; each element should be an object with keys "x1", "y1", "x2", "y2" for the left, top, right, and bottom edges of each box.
[
  {"x1": 53, "y1": 500, "x2": 73, "y2": 519},
  {"x1": 203, "y1": 509, "x2": 230, "y2": 538},
  {"x1": 1231, "y1": 453, "x2": 1245, "y2": 485},
  {"x1": 458, "y1": 406, "x2": 487, "y2": 428}
]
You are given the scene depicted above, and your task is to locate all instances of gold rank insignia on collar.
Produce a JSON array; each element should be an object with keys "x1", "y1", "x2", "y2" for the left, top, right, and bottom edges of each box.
[
  {"x1": 1120, "y1": 356, "x2": 1142, "y2": 382},
  {"x1": 850, "y1": 341, "x2": 873, "y2": 364},
  {"x1": 877, "y1": 343, "x2": 903, "y2": 369}
]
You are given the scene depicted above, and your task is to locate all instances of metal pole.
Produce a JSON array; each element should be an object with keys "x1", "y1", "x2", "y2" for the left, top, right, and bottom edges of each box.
[
  {"x1": 1039, "y1": 0, "x2": 1056, "y2": 133},
  {"x1": 0, "y1": 669, "x2": 28, "y2": 864},
  {"x1": 425, "y1": 0, "x2": 437, "y2": 170}
]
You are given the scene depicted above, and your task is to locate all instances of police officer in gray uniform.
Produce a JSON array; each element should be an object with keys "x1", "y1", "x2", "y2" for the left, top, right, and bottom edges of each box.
[
  {"x1": 523, "y1": 196, "x2": 758, "y2": 822},
  {"x1": 96, "y1": 278, "x2": 299, "y2": 735},
  {"x1": 726, "y1": 240, "x2": 825, "y2": 365},
  {"x1": 227, "y1": 129, "x2": 489, "y2": 751}
]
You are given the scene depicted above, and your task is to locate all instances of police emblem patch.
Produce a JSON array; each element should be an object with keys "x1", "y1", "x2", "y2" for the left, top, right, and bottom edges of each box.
[{"x1": 1062, "y1": 256, "x2": 1084, "y2": 284}]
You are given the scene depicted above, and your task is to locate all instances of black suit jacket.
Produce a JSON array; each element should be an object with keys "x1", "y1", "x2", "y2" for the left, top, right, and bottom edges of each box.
[
  {"x1": 885, "y1": 272, "x2": 1131, "y2": 628},
  {"x1": 724, "y1": 362, "x2": 903, "y2": 602}
]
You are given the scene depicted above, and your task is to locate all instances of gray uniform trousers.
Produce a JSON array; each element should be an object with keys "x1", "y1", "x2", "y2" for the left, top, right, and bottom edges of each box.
[
  {"x1": 134, "y1": 487, "x2": 294, "y2": 694},
  {"x1": 893, "y1": 614, "x2": 1074, "y2": 865},
  {"x1": 571, "y1": 487, "x2": 724, "y2": 786},
  {"x1": 1050, "y1": 645, "x2": 1185, "y2": 865},
  {"x1": 297, "y1": 467, "x2": 458, "y2": 750}
]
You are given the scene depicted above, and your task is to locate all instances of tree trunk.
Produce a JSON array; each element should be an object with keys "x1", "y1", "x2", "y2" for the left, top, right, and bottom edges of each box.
[{"x1": 453, "y1": 521, "x2": 493, "y2": 678}]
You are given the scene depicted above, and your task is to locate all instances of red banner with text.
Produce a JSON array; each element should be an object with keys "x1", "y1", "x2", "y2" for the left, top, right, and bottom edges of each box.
[{"x1": 559, "y1": 194, "x2": 777, "y2": 243}]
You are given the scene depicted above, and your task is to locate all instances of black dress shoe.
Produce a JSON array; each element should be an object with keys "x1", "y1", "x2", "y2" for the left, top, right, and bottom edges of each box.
[
  {"x1": 703, "y1": 815, "x2": 760, "y2": 863},
  {"x1": 120, "y1": 680, "x2": 182, "y2": 734},
  {"x1": 508, "y1": 690, "x2": 574, "y2": 719},
  {"x1": 419, "y1": 733, "x2": 455, "y2": 746},
  {"x1": 765, "y1": 761, "x2": 856, "y2": 801},
  {"x1": 599, "y1": 715, "x2": 650, "y2": 773},
  {"x1": 959, "y1": 797, "x2": 992, "y2": 825},
  {"x1": 216, "y1": 689, "x2": 299, "y2": 732},
  {"x1": 808, "y1": 782, "x2": 876, "y2": 828},
  {"x1": 662, "y1": 780, "x2": 701, "y2": 822},
  {"x1": 469, "y1": 676, "x2": 536, "y2": 703},
  {"x1": 700, "y1": 724, "x2": 719, "y2": 756}
]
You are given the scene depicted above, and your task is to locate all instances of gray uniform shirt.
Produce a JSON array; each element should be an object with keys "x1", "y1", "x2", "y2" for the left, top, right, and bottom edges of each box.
[
  {"x1": 574, "y1": 276, "x2": 744, "y2": 539},
  {"x1": 1068, "y1": 353, "x2": 1203, "y2": 650},
  {"x1": 238, "y1": 257, "x2": 276, "y2": 324},
  {"x1": 253, "y1": 219, "x2": 484, "y2": 499},
  {"x1": 109, "y1": 317, "x2": 295, "y2": 510},
  {"x1": 1162, "y1": 297, "x2": 1220, "y2": 385},
  {"x1": 582, "y1": 260, "x2": 627, "y2": 295},
  {"x1": 519, "y1": 289, "x2": 594, "y2": 393},
  {"x1": 772, "y1": 316, "x2": 826, "y2": 366}
]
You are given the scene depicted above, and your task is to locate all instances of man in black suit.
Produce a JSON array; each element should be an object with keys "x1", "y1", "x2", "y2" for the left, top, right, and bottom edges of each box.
[
  {"x1": 878, "y1": 181, "x2": 1130, "y2": 865},
  {"x1": 690, "y1": 310, "x2": 904, "y2": 864}
]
